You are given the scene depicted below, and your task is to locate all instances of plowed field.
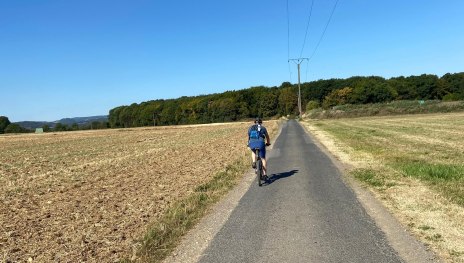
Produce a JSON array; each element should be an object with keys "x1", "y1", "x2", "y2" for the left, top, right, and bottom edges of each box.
[{"x1": 0, "y1": 121, "x2": 277, "y2": 262}]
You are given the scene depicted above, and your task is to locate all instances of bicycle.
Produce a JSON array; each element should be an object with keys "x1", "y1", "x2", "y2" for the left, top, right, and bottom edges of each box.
[{"x1": 253, "y1": 143, "x2": 270, "y2": 187}]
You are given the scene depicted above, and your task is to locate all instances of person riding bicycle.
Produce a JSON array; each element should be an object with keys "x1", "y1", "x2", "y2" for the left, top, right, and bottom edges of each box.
[{"x1": 248, "y1": 118, "x2": 271, "y2": 178}]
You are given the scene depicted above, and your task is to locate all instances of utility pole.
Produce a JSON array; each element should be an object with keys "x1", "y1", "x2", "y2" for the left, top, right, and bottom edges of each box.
[{"x1": 288, "y1": 58, "x2": 308, "y2": 117}]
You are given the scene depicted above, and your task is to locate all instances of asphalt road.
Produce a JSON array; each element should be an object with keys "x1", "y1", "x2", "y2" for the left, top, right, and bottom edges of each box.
[{"x1": 198, "y1": 120, "x2": 404, "y2": 263}]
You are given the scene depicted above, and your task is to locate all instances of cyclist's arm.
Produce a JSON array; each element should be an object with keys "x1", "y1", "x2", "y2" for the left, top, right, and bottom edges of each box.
[{"x1": 265, "y1": 131, "x2": 271, "y2": 145}]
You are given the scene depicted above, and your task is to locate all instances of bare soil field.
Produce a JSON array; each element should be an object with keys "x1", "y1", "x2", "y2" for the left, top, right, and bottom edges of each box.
[
  {"x1": 0, "y1": 121, "x2": 278, "y2": 262},
  {"x1": 302, "y1": 112, "x2": 464, "y2": 263}
]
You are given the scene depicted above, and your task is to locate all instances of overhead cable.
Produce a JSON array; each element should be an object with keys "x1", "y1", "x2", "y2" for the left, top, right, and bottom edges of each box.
[
  {"x1": 287, "y1": 0, "x2": 293, "y2": 82},
  {"x1": 299, "y1": 0, "x2": 315, "y2": 58},
  {"x1": 308, "y1": 0, "x2": 340, "y2": 61}
]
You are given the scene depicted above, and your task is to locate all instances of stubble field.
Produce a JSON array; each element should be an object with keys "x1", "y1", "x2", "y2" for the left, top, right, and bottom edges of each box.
[
  {"x1": 303, "y1": 112, "x2": 464, "y2": 263},
  {"x1": 0, "y1": 121, "x2": 278, "y2": 262}
]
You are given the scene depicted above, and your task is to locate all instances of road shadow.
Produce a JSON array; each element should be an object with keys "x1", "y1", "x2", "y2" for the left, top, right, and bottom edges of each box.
[{"x1": 264, "y1": 169, "x2": 298, "y2": 185}]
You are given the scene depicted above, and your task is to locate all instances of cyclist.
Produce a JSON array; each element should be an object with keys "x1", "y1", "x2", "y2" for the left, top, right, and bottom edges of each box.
[{"x1": 248, "y1": 118, "x2": 271, "y2": 178}]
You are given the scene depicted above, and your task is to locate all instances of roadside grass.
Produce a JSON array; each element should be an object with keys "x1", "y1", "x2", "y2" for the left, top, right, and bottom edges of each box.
[
  {"x1": 393, "y1": 161, "x2": 464, "y2": 206},
  {"x1": 302, "y1": 112, "x2": 464, "y2": 263},
  {"x1": 351, "y1": 168, "x2": 384, "y2": 187},
  {"x1": 309, "y1": 114, "x2": 464, "y2": 206},
  {"x1": 128, "y1": 157, "x2": 248, "y2": 263}
]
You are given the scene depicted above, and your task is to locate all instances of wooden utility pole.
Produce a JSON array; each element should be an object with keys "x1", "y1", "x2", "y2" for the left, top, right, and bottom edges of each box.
[{"x1": 289, "y1": 58, "x2": 308, "y2": 117}]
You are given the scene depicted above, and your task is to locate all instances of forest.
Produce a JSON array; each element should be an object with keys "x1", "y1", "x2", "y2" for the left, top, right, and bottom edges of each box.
[
  {"x1": 108, "y1": 72, "x2": 464, "y2": 128},
  {"x1": 2, "y1": 72, "x2": 463, "y2": 134}
]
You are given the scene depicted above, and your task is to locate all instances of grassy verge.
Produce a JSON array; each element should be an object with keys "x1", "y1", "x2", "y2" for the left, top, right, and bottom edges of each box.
[
  {"x1": 302, "y1": 113, "x2": 464, "y2": 262},
  {"x1": 306, "y1": 100, "x2": 464, "y2": 119},
  {"x1": 124, "y1": 156, "x2": 248, "y2": 263},
  {"x1": 307, "y1": 114, "x2": 464, "y2": 205},
  {"x1": 392, "y1": 161, "x2": 464, "y2": 206}
]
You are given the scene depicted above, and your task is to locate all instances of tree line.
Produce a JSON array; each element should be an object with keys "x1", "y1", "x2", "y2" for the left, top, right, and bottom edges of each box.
[
  {"x1": 108, "y1": 72, "x2": 464, "y2": 128},
  {"x1": 2, "y1": 72, "x2": 462, "y2": 134}
]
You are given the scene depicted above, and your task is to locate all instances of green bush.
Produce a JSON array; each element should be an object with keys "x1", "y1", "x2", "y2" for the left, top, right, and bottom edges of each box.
[
  {"x1": 306, "y1": 100, "x2": 320, "y2": 111},
  {"x1": 4, "y1": 123, "x2": 29, "y2": 133}
]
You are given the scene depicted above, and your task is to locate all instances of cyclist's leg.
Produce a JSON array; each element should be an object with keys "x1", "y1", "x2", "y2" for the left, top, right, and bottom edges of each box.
[
  {"x1": 251, "y1": 150, "x2": 257, "y2": 168},
  {"x1": 262, "y1": 158, "x2": 267, "y2": 176},
  {"x1": 248, "y1": 145, "x2": 257, "y2": 168},
  {"x1": 249, "y1": 142, "x2": 259, "y2": 168},
  {"x1": 259, "y1": 145, "x2": 267, "y2": 176}
]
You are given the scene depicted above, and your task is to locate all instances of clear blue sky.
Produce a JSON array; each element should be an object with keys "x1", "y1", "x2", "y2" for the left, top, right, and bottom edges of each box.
[{"x1": 1, "y1": 0, "x2": 463, "y2": 122}]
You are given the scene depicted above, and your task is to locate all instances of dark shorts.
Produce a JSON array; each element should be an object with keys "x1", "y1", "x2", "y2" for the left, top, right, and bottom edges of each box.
[{"x1": 249, "y1": 140, "x2": 266, "y2": 158}]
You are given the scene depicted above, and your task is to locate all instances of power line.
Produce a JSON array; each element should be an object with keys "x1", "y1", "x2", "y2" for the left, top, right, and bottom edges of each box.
[
  {"x1": 299, "y1": 0, "x2": 315, "y2": 58},
  {"x1": 308, "y1": 0, "x2": 340, "y2": 61},
  {"x1": 286, "y1": 0, "x2": 340, "y2": 115},
  {"x1": 304, "y1": 59, "x2": 310, "y2": 82},
  {"x1": 287, "y1": 0, "x2": 290, "y2": 61},
  {"x1": 287, "y1": 0, "x2": 292, "y2": 82}
]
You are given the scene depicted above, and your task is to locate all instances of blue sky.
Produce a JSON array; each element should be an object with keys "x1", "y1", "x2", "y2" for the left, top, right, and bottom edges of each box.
[{"x1": 1, "y1": 1, "x2": 463, "y2": 122}]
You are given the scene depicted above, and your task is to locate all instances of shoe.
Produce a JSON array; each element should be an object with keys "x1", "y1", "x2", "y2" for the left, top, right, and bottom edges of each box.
[{"x1": 252, "y1": 162, "x2": 256, "y2": 169}]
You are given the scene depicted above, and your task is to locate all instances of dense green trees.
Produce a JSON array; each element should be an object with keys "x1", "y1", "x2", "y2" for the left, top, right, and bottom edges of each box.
[
  {"x1": 108, "y1": 84, "x2": 299, "y2": 128},
  {"x1": 2, "y1": 72, "x2": 463, "y2": 133},
  {"x1": 4, "y1": 123, "x2": 28, "y2": 133},
  {"x1": 105, "y1": 72, "x2": 463, "y2": 128},
  {"x1": 0, "y1": 116, "x2": 31, "y2": 133},
  {"x1": 0, "y1": 116, "x2": 11, "y2": 134},
  {"x1": 441, "y1": 72, "x2": 464, "y2": 100},
  {"x1": 0, "y1": 117, "x2": 29, "y2": 133},
  {"x1": 54, "y1": 123, "x2": 67, "y2": 132},
  {"x1": 53, "y1": 121, "x2": 108, "y2": 131}
]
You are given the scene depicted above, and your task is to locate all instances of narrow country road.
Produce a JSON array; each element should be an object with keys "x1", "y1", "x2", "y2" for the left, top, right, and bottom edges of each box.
[{"x1": 198, "y1": 120, "x2": 404, "y2": 262}]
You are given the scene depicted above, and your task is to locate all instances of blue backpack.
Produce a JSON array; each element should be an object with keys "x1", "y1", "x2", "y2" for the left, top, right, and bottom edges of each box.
[{"x1": 249, "y1": 125, "x2": 262, "y2": 140}]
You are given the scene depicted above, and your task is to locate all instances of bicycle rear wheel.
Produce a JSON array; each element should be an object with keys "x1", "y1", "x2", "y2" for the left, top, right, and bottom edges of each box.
[{"x1": 256, "y1": 159, "x2": 263, "y2": 187}]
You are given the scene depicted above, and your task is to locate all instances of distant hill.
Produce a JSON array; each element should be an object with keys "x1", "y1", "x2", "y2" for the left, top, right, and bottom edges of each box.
[
  {"x1": 15, "y1": 115, "x2": 108, "y2": 130},
  {"x1": 56, "y1": 116, "x2": 108, "y2": 126}
]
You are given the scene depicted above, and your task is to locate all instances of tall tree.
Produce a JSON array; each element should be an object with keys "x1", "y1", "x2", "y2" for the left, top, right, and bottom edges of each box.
[
  {"x1": 278, "y1": 87, "x2": 298, "y2": 115},
  {"x1": 109, "y1": 106, "x2": 125, "y2": 128},
  {"x1": 323, "y1": 87, "x2": 353, "y2": 109},
  {"x1": 258, "y1": 90, "x2": 278, "y2": 117},
  {"x1": 4, "y1": 123, "x2": 28, "y2": 133},
  {"x1": 441, "y1": 73, "x2": 464, "y2": 99},
  {"x1": 0, "y1": 116, "x2": 11, "y2": 134},
  {"x1": 54, "y1": 123, "x2": 68, "y2": 132},
  {"x1": 350, "y1": 77, "x2": 396, "y2": 104},
  {"x1": 406, "y1": 74, "x2": 439, "y2": 100},
  {"x1": 42, "y1": 124, "x2": 51, "y2": 132}
]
